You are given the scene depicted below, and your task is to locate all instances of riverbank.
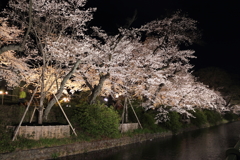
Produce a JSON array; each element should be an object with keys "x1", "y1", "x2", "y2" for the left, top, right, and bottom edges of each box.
[
  {"x1": 0, "y1": 121, "x2": 231, "y2": 160},
  {"x1": 0, "y1": 104, "x2": 238, "y2": 160},
  {"x1": 62, "y1": 121, "x2": 240, "y2": 160},
  {"x1": 0, "y1": 131, "x2": 173, "y2": 160}
]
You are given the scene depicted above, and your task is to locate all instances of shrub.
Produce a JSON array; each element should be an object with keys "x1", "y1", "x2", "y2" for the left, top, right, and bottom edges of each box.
[
  {"x1": 0, "y1": 128, "x2": 16, "y2": 153},
  {"x1": 190, "y1": 109, "x2": 208, "y2": 128},
  {"x1": 123, "y1": 100, "x2": 165, "y2": 133},
  {"x1": 141, "y1": 110, "x2": 167, "y2": 133},
  {"x1": 223, "y1": 112, "x2": 239, "y2": 121},
  {"x1": 203, "y1": 109, "x2": 222, "y2": 125},
  {"x1": 163, "y1": 111, "x2": 182, "y2": 134},
  {"x1": 72, "y1": 102, "x2": 121, "y2": 138}
]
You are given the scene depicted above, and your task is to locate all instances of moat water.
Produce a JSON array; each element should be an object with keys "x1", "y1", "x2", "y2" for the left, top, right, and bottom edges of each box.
[{"x1": 58, "y1": 121, "x2": 240, "y2": 160}]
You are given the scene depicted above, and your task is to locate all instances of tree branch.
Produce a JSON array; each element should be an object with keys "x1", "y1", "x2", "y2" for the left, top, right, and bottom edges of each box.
[
  {"x1": 89, "y1": 73, "x2": 110, "y2": 104},
  {"x1": 43, "y1": 59, "x2": 81, "y2": 120},
  {"x1": 0, "y1": 0, "x2": 33, "y2": 55},
  {"x1": 21, "y1": 0, "x2": 33, "y2": 48},
  {"x1": 79, "y1": 71, "x2": 93, "y2": 91}
]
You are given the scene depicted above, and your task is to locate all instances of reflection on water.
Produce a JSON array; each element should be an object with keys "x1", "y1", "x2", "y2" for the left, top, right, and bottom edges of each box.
[{"x1": 57, "y1": 121, "x2": 240, "y2": 160}]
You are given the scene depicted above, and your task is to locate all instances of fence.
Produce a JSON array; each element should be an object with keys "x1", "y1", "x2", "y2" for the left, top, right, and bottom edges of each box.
[{"x1": 9, "y1": 125, "x2": 70, "y2": 140}]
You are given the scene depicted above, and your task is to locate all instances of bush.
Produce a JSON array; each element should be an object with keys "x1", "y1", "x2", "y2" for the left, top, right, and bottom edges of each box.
[
  {"x1": 190, "y1": 109, "x2": 208, "y2": 128},
  {"x1": 203, "y1": 109, "x2": 222, "y2": 125},
  {"x1": 223, "y1": 112, "x2": 239, "y2": 121},
  {"x1": 123, "y1": 100, "x2": 165, "y2": 133},
  {"x1": 163, "y1": 111, "x2": 182, "y2": 134},
  {"x1": 0, "y1": 127, "x2": 16, "y2": 153},
  {"x1": 72, "y1": 102, "x2": 121, "y2": 138},
  {"x1": 141, "y1": 110, "x2": 168, "y2": 133}
]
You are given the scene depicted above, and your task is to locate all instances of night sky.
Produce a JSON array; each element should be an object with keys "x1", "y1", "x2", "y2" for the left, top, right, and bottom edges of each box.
[
  {"x1": 1, "y1": 0, "x2": 240, "y2": 74},
  {"x1": 85, "y1": 0, "x2": 240, "y2": 74}
]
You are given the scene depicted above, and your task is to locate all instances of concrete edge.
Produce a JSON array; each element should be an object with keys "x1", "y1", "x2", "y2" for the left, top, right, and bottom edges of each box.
[{"x1": 0, "y1": 132, "x2": 172, "y2": 160}]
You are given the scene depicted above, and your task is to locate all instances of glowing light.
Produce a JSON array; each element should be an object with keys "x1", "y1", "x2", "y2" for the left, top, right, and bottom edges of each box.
[
  {"x1": 5, "y1": 91, "x2": 8, "y2": 95},
  {"x1": 63, "y1": 97, "x2": 70, "y2": 102},
  {"x1": 104, "y1": 98, "x2": 108, "y2": 102},
  {"x1": 70, "y1": 89, "x2": 75, "y2": 94},
  {"x1": 0, "y1": 91, "x2": 3, "y2": 94},
  {"x1": 115, "y1": 94, "x2": 119, "y2": 98}
]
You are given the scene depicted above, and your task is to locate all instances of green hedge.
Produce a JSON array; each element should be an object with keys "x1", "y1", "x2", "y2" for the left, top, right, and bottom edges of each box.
[
  {"x1": 203, "y1": 109, "x2": 222, "y2": 125},
  {"x1": 190, "y1": 109, "x2": 208, "y2": 128},
  {"x1": 163, "y1": 111, "x2": 182, "y2": 134},
  {"x1": 122, "y1": 100, "x2": 165, "y2": 133},
  {"x1": 72, "y1": 102, "x2": 121, "y2": 138},
  {"x1": 223, "y1": 112, "x2": 239, "y2": 121}
]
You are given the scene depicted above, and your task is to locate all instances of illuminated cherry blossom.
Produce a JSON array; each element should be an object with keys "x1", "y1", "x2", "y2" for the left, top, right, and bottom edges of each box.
[{"x1": 0, "y1": 1, "x2": 226, "y2": 124}]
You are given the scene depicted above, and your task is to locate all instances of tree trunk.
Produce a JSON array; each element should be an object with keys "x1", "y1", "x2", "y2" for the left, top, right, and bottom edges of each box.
[
  {"x1": 38, "y1": 86, "x2": 45, "y2": 124},
  {"x1": 43, "y1": 60, "x2": 81, "y2": 121},
  {"x1": 89, "y1": 73, "x2": 110, "y2": 104},
  {"x1": 38, "y1": 107, "x2": 44, "y2": 125}
]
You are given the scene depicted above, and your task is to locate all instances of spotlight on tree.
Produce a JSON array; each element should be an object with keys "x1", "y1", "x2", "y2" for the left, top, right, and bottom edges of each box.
[
  {"x1": 104, "y1": 97, "x2": 108, "y2": 102},
  {"x1": 63, "y1": 97, "x2": 70, "y2": 102}
]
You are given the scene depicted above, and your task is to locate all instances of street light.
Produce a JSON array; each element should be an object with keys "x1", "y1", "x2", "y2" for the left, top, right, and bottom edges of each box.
[{"x1": 0, "y1": 91, "x2": 8, "y2": 105}]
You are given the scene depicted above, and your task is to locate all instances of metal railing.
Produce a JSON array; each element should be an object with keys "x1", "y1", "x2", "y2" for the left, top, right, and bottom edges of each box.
[{"x1": 226, "y1": 135, "x2": 240, "y2": 160}]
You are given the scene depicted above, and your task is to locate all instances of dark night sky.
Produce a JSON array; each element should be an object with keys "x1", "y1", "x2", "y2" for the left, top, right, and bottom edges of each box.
[
  {"x1": 1, "y1": 0, "x2": 240, "y2": 74},
  {"x1": 85, "y1": 0, "x2": 240, "y2": 74}
]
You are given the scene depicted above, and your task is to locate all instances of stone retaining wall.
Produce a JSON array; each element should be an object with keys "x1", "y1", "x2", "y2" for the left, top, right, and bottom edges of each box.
[{"x1": 0, "y1": 132, "x2": 172, "y2": 160}]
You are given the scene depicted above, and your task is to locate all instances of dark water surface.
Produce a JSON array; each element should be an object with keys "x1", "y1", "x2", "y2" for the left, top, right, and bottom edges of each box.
[{"x1": 57, "y1": 121, "x2": 240, "y2": 160}]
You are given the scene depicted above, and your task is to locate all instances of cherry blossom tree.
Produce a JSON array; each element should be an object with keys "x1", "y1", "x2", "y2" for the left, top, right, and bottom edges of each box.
[
  {"x1": 49, "y1": 12, "x2": 225, "y2": 123},
  {"x1": 96, "y1": 13, "x2": 197, "y2": 101},
  {"x1": 1, "y1": 0, "x2": 227, "y2": 125},
  {"x1": 85, "y1": 13, "x2": 226, "y2": 123},
  {"x1": 152, "y1": 73, "x2": 226, "y2": 123},
  {"x1": 1, "y1": 0, "x2": 96, "y2": 124},
  {"x1": 0, "y1": 17, "x2": 28, "y2": 86},
  {"x1": 194, "y1": 67, "x2": 240, "y2": 111},
  {"x1": 75, "y1": 12, "x2": 198, "y2": 100}
]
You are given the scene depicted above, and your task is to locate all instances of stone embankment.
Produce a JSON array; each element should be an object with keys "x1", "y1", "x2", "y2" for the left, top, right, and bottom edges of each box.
[{"x1": 0, "y1": 132, "x2": 172, "y2": 160}]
